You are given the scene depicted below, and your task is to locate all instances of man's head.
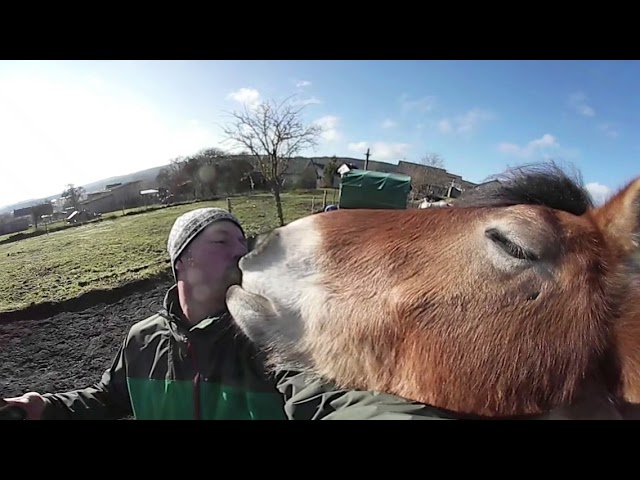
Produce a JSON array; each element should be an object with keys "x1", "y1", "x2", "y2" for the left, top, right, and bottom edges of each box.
[{"x1": 167, "y1": 208, "x2": 247, "y2": 308}]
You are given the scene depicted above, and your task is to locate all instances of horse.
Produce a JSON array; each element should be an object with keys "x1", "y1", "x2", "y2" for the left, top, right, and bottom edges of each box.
[{"x1": 226, "y1": 162, "x2": 640, "y2": 419}]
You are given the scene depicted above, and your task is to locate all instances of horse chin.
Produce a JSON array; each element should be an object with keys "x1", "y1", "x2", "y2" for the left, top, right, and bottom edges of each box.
[{"x1": 226, "y1": 284, "x2": 277, "y2": 346}]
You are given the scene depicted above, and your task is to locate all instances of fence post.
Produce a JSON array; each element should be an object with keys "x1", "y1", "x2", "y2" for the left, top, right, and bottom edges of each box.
[
  {"x1": 322, "y1": 190, "x2": 327, "y2": 209},
  {"x1": 227, "y1": 197, "x2": 232, "y2": 213}
]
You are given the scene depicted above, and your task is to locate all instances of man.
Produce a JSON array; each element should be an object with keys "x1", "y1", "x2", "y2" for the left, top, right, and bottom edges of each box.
[{"x1": 2, "y1": 207, "x2": 287, "y2": 420}]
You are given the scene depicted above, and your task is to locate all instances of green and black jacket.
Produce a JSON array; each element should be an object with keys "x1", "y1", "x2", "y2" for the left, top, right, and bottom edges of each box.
[{"x1": 41, "y1": 285, "x2": 287, "y2": 420}]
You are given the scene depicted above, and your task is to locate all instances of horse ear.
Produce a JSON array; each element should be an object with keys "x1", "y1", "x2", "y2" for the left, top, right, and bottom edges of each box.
[{"x1": 590, "y1": 177, "x2": 640, "y2": 256}]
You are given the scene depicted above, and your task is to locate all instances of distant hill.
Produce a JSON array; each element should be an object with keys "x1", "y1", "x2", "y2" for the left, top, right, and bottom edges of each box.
[
  {"x1": 0, "y1": 156, "x2": 372, "y2": 216},
  {"x1": 0, "y1": 154, "x2": 474, "y2": 216},
  {"x1": 78, "y1": 164, "x2": 169, "y2": 194},
  {"x1": 0, "y1": 163, "x2": 170, "y2": 215}
]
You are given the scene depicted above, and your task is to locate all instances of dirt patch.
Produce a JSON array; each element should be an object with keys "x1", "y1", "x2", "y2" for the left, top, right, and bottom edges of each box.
[{"x1": 0, "y1": 277, "x2": 174, "y2": 403}]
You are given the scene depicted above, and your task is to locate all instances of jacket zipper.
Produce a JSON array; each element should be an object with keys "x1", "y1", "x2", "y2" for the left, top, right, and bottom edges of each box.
[{"x1": 187, "y1": 340, "x2": 201, "y2": 420}]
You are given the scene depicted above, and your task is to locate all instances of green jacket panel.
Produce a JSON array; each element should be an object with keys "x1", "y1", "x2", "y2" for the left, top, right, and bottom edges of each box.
[{"x1": 126, "y1": 378, "x2": 286, "y2": 420}]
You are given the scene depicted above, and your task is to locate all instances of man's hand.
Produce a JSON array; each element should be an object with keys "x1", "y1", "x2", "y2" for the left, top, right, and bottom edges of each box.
[{"x1": 2, "y1": 392, "x2": 47, "y2": 420}]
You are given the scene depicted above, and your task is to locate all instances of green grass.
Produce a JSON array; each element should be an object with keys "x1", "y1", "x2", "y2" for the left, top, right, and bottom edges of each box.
[{"x1": 0, "y1": 191, "x2": 326, "y2": 313}]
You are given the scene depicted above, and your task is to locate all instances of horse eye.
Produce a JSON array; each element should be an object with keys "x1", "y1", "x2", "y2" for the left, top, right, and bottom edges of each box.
[{"x1": 485, "y1": 228, "x2": 539, "y2": 262}]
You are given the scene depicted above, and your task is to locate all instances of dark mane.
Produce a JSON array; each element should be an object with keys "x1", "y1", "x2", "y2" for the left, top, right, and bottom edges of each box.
[{"x1": 454, "y1": 161, "x2": 595, "y2": 216}]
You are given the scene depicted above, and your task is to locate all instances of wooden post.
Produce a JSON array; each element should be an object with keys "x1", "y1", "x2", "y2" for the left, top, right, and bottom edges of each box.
[
  {"x1": 311, "y1": 196, "x2": 315, "y2": 213},
  {"x1": 322, "y1": 190, "x2": 327, "y2": 209},
  {"x1": 227, "y1": 197, "x2": 232, "y2": 213}
]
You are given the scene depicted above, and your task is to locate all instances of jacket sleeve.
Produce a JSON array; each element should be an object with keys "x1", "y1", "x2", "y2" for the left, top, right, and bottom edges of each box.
[
  {"x1": 40, "y1": 335, "x2": 133, "y2": 420},
  {"x1": 275, "y1": 370, "x2": 456, "y2": 420}
]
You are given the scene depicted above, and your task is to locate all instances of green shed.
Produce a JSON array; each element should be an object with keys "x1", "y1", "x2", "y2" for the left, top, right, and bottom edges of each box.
[{"x1": 338, "y1": 169, "x2": 412, "y2": 210}]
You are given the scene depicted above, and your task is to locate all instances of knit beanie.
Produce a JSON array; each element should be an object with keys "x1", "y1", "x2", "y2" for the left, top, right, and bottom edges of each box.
[{"x1": 167, "y1": 207, "x2": 244, "y2": 280}]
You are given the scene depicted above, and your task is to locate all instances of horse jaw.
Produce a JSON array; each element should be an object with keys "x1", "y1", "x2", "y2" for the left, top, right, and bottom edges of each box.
[{"x1": 226, "y1": 214, "x2": 328, "y2": 371}]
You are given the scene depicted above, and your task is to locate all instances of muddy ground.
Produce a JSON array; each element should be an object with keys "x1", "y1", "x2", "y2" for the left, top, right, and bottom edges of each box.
[{"x1": 0, "y1": 277, "x2": 174, "y2": 407}]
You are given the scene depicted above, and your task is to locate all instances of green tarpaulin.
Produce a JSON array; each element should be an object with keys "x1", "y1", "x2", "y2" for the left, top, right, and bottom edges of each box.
[{"x1": 339, "y1": 169, "x2": 412, "y2": 210}]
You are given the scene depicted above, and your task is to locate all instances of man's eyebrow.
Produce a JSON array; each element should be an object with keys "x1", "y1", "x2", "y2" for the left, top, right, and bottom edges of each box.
[
  {"x1": 208, "y1": 228, "x2": 231, "y2": 236},
  {"x1": 210, "y1": 229, "x2": 245, "y2": 242}
]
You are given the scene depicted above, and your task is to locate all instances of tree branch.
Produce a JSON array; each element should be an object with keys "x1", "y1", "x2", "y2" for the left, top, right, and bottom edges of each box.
[{"x1": 220, "y1": 94, "x2": 321, "y2": 187}]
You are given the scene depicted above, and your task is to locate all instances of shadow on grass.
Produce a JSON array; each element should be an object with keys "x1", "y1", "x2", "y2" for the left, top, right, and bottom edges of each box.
[{"x1": 0, "y1": 269, "x2": 174, "y2": 324}]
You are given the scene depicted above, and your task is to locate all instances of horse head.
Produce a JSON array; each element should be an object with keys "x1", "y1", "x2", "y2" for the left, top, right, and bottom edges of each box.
[{"x1": 227, "y1": 162, "x2": 640, "y2": 418}]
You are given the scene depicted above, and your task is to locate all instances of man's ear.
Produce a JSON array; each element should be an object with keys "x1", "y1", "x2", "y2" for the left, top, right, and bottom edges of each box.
[{"x1": 174, "y1": 253, "x2": 189, "y2": 271}]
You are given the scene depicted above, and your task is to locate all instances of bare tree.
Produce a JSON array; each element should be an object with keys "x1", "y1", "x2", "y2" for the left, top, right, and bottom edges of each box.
[
  {"x1": 221, "y1": 95, "x2": 322, "y2": 226},
  {"x1": 323, "y1": 156, "x2": 339, "y2": 188},
  {"x1": 156, "y1": 158, "x2": 184, "y2": 194},
  {"x1": 31, "y1": 203, "x2": 53, "y2": 230},
  {"x1": 419, "y1": 153, "x2": 445, "y2": 169},
  {"x1": 397, "y1": 153, "x2": 449, "y2": 200},
  {"x1": 61, "y1": 184, "x2": 85, "y2": 211}
]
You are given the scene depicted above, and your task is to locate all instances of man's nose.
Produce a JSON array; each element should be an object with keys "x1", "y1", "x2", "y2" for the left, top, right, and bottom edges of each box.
[{"x1": 235, "y1": 240, "x2": 249, "y2": 258}]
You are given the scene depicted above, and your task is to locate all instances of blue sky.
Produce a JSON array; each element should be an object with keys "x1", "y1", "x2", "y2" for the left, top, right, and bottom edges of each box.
[{"x1": 0, "y1": 59, "x2": 637, "y2": 208}]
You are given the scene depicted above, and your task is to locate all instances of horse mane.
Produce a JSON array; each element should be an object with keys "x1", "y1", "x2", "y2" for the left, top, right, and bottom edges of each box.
[{"x1": 453, "y1": 161, "x2": 595, "y2": 215}]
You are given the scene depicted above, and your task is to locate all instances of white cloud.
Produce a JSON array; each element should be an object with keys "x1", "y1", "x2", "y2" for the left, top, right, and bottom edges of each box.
[
  {"x1": 227, "y1": 87, "x2": 261, "y2": 109},
  {"x1": 296, "y1": 80, "x2": 312, "y2": 88},
  {"x1": 437, "y1": 108, "x2": 494, "y2": 135},
  {"x1": 381, "y1": 118, "x2": 397, "y2": 129},
  {"x1": 585, "y1": 182, "x2": 612, "y2": 205},
  {"x1": 295, "y1": 96, "x2": 321, "y2": 106},
  {"x1": 498, "y1": 133, "x2": 560, "y2": 158},
  {"x1": 314, "y1": 115, "x2": 342, "y2": 142},
  {"x1": 398, "y1": 94, "x2": 436, "y2": 114},
  {"x1": 438, "y1": 119, "x2": 452, "y2": 134},
  {"x1": 347, "y1": 141, "x2": 410, "y2": 162},
  {"x1": 599, "y1": 123, "x2": 620, "y2": 139},
  {"x1": 568, "y1": 92, "x2": 595, "y2": 117}
]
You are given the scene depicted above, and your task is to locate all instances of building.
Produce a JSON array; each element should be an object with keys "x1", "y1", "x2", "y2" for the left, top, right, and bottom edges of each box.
[
  {"x1": 307, "y1": 156, "x2": 478, "y2": 199},
  {"x1": 81, "y1": 180, "x2": 145, "y2": 214},
  {"x1": 0, "y1": 217, "x2": 30, "y2": 235},
  {"x1": 12, "y1": 206, "x2": 33, "y2": 219}
]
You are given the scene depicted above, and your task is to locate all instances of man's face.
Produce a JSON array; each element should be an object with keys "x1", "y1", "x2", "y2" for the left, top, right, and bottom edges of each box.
[{"x1": 176, "y1": 221, "x2": 248, "y2": 301}]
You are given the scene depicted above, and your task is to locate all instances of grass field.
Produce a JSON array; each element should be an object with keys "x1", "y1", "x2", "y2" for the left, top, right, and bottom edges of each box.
[{"x1": 0, "y1": 190, "x2": 326, "y2": 313}]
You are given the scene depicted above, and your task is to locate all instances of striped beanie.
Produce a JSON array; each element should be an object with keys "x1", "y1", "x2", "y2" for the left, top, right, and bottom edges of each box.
[{"x1": 167, "y1": 207, "x2": 244, "y2": 279}]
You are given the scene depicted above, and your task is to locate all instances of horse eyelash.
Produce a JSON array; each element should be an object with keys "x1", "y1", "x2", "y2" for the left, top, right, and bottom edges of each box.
[{"x1": 485, "y1": 228, "x2": 539, "y2": 262}]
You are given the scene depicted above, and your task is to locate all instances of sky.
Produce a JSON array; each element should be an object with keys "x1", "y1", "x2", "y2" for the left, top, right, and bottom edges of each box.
[{"x1": 0, "y1": 59, "x2": 638, "y2": 209}]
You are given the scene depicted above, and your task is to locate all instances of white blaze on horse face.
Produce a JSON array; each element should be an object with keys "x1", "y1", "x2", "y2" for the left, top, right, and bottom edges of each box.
[{"x1": 226, "y1": 214, "x2": 327, "y2": 347}]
